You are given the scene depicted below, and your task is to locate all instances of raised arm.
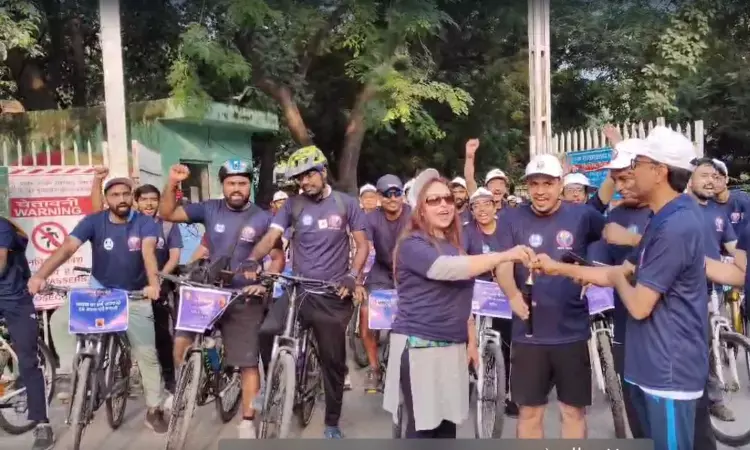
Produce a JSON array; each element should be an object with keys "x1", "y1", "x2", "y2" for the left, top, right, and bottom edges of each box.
[
  {"x1": 464, "y1": 139, "x2": 480, "y2": 195},
  {"x1": 89, "y1": 166, "x2": 109, "y2": 213},
  {"x1": 159, "y1": 164, "x2": 192, "y2": 223}
]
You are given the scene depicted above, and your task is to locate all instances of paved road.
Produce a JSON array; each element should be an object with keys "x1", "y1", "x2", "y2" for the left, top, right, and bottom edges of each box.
[{"x1": 4, "y1": 358, "x2": 750, "y2": 449}]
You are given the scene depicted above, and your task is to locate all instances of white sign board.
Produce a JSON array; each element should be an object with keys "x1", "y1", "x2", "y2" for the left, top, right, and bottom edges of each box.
[
  {"x1": 8, "y1": 166, "x2": 95, "y2": 310},
  {"x1": 132, "y1": 141, "x2": 163, "y2": 187}
]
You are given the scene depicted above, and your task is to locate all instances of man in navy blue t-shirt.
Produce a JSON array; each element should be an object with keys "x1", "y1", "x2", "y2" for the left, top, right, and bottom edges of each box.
[
  {"x1": 496, "y1": 154, "x2": 604, "y2": 439},
  {"x1": 0, "y1": 217, "x2": 54, "y2": 449},
  {"x1": 28, "y1": 177, "x2": 168, "y2": 433},
  {"x1": 712, "y1": 159, "x2": 750, "y2": 235}
]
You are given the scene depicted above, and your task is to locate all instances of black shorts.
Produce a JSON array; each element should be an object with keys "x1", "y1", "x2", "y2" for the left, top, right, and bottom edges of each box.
[{"x1": 510, "y1": 340, "x2": 591, "y2": 408}]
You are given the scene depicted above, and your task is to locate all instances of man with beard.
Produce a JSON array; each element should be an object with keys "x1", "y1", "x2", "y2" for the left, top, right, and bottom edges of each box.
[
  {"x1": 90, "y1": 170, "x2": 183, "y2": 392},
  {"x1": 495, "y1": 154, "x2": 604, "y2": 439},
  {"x1": 711, "y1": 159, "x2": 750, "y2": 234},
  {"x1": 158, "y1": 160, "x2": 284, "y2": 439},
  {"x1": 449, "y1": 177, "x2": 471, "y2": 225},
  {"x1": 29, "y1": 177, "x2": 168, "y2": 433},
  {"x1": 463, "y1": 187, "x2": 518, "y2": 417},
  {"x1": 359, "y1": 174, "x2": 410, "y2": 393},
  {"x1": 248, "y1": 145, "x2": 369, "y2": 439}
]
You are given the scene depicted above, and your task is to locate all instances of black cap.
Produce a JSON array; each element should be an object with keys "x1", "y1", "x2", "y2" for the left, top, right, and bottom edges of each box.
[{"x1": 104, "y1": 177, "x2": 134, "y2": 193}]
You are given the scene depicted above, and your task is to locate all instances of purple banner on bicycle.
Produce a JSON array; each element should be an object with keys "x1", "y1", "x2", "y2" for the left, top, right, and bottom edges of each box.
[
  {"x1": 368, "y1": 289, "x2": 398, "y2": 330},
  {"x1": 586, "y1": 286, "x2": 615, "y2": 315},
  {"x1": 472, "y1": 280, "x2": 512, "y2": 319},
  {"x1": 68, "y1": 288, "x2": 129, "y2": 334},
  {"x1": 175, "y1": 286, "x2": 232, "y2": 333}
]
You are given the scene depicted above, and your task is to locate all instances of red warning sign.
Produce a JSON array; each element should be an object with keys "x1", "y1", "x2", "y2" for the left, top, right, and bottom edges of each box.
[{"x1": 31, "y1": 222, "x2": 68, "y2": 254}]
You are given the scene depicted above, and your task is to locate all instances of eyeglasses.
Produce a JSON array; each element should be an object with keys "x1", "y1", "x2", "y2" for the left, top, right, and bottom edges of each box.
[
  {"x1": 630, "y1": 158, "x2": 660, "y2": 170},
  {"x1": 471, "y1": 200, "x2": 494, "y2": 210},
  {"x1": 381, "y1": 189, "x2": 403, "y2": 198},
  {"x1": 425, "y1": 195, "x2": 455, "y2": 207}
]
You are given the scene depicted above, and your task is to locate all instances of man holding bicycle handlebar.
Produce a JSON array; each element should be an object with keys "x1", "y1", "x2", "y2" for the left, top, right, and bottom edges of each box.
[
  {"x1": 248, "y1": 145, "x2": 369, "y2": 439},
  {"x1": 159, "y1": 160, "x2": 285, "y2": 440},
  {"x1": 28, "y1": 177, "x2": 169, "y2": 434}
]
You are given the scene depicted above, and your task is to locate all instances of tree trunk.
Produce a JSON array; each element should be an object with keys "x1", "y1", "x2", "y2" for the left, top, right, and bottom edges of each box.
[
  {"x1": 337, "y1": 84, "x2": 376, "y2": 195},
  {"x1": 68, "y1": 16, "x2": 88, "y2": 107},
  {"x1": 255, "y1": 78, "x2": 312, "y2": 146},
  {"x1": 252, "y1": 132, "x2": 280, "y2": 208},
  {"x1": 5, "y1": 50, "x2": 58, "y2": 111}
]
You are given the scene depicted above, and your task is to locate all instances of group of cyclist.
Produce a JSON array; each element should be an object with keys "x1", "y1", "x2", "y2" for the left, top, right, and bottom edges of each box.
[{"x1": 1, "y1": 122, "x2": 749, "y2": 449}]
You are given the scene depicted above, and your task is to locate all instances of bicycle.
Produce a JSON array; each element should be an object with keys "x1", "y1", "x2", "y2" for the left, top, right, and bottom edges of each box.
[
  {"x1": 347, "y1": 302, "x2": 370, "y2": 369},
  {"x1": 257, "y1": 272, "x2": 330, "y2": 439},
  {"x1": 0, "y1": 313, "x2": 56, "y2": 434},
  {"x1": 159, "y1": 273, "x2": 243, "y2": 450},
  {"x1": 45, "y1": 283, "x2": 141, "y2": 450},
  {"x1": 708, "y1": 287, "x2": 750, "y2": 447},
  {"x1": 471, "y1": 314, "x2": 506, "y2": 439}
]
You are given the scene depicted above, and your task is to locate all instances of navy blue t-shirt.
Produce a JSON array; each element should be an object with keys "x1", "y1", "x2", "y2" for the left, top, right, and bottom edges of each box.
[
  {"x1": 713, "y1": 190, "x2": 750, "y2": 235},
  {"x1": 625, "y1": 194, "x2": 708, "y2": 395},
  {"x1": 586, "y1": 194, "x2": 608, "y2": 214},
  {"x1": 0, "y1": 218, "x2": 31, "y2": 299},
  {"x1": 155, "y1": 220, "x2": 184, "y2": 269},
  {"x1": 737, "y1": 226, "x2": 750, "y2": 293},
  {"x1": 184, "y1": 200, "x2": 272, "y2": 288},
  {"x1": 364, "y1": 206, "x2": 411, "y2": 290},
  {"x1": 70, "y1": 211, "x2": 160, "y2": 291},
  {"x1": 496, "y1": 202, "x2": 605, "y2": 344},
  {"x1": 587, "y1": 205, "x2": 651, "y2": 344},
  {"x1": 463, "y1": 221, "x2": 503, "y2": 281},
  {"x1": 459, "y1": 208, "x2": 472, "y2": 226},
  {"x1": 696, "y1": 201, "x2": 736, "y2": 259},
  {"x1": 392, "y1": 231, "x2": 473, "y2": 342}
]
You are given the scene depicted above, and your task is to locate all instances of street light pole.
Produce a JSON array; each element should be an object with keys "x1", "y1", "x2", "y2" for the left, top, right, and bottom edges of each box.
[
  {"x1": 528, "y1": 0, "x2": 552, "y2": 157},
  {"x1": 99, "y1": 0, "x2": 129, "y2": 177}
]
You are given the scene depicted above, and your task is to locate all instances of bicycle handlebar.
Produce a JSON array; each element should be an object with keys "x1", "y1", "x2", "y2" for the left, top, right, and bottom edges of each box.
[
  {"x1": 158, "y1": 272, "x2": 243, "y2": 296},
  {"x1": 40, "y1": 284, "x2": 146, "y2": 301}
]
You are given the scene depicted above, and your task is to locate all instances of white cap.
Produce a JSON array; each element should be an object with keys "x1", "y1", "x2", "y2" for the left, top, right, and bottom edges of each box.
[
  {"x1": 407, "y1": 169, "x2": 440, "y2": 208},
  {"x1": 359, "y1": 184, "x2": 377, "y2": 195},
  {"x1": 713, "y1": 159, "x2": 728, "y2": 176},
  {"x1": 637, "y1": 126, "x2": 696, "y2": 171},
  {"x1": 523, "y1": 154, "x2": 564, "y2": 179},
  {"x1": 450, "y1": 177, "x2": 467, "y2": 189},
  {"x1": 272, "y1": 191, "x2": 289, "y2": 202},
  {"x1": 404, "y1": 178, "x2": 415, "y2": 192},
  {"x1": 507, "y1": 195, "x2": 518, "y2": 203},
  {"x1": 603, "y1": 138, "x2": 644, "y2": 170},
  {"x1": 485, "y1": 168, "x2": 508, "y2": 184},
  {"x1": 563, "y1": 173, "x2": 592, "y2": 188},
  {"x1": 469, "y1": 187, "x2": 493, "y2": 204}
]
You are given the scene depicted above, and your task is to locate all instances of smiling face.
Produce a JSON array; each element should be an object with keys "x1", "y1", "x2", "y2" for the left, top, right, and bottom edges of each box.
[
  {"x1": 690, "y1": 163, "x2": 717, "y2": 201},
  {"x1": 379, "y1": 188, "x2": 404, "y2": 214},
  {"x1": 471, "y1": 197, "x2": 495, "y2": 225},
  {"x1": 610, "y1": 167, "x2": 639, "y2": 207},
  {"x1": 421, "y1": 181, "x2": 455, "y2": 230},
  {"x1": 526, "y1": 174, "x2": 562, "y2": 213}
]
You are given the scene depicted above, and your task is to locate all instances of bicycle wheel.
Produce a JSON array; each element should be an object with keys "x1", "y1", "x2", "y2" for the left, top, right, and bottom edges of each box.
[
  {"x1": 165, "y1": 351, "x2": 203, "y2": 450},
  {"x1": 348, "y1": 307, "x2": 369, "y2": 368},
  {"x1": 105, "y1": 336, "x2": 131, "y2": 429},
  {"x1": 213, "y1": 365, "x2": 241, "y2": 423},
  {"x1": 259, "y1": 351, "x2": 296, "y2": 439},
  {"x1": 474, "y1": 342, "x2": 505, "y2": 438},
  {"x1": 597, "y1": 333, "x2": 627, "y2": 438},
  {"x1": 711, "y1": 330, "x2": 750, "y2": 447},
  {"x1": 0, "y1": 340, "x2": 56, "y2": 435},
  {"x1": 70, "y1": 356, "x2": 93, "y2": 450},
  {"x1": 296, "y1": 338, "x2": 322, "y2": 427}
]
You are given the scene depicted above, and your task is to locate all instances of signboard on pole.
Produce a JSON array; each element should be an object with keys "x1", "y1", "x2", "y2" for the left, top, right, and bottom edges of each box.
[
  {"x1": 566, "y1": 148, "x2": 614, "y2": 188},
  {"x1": 9, "y1": 166, "x2": 95, "y2": 310}
]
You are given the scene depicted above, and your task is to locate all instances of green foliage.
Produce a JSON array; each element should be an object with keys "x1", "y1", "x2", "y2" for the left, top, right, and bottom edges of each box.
[{"x1": 0, "y1": 0, "x2": 44, "y2": 95}]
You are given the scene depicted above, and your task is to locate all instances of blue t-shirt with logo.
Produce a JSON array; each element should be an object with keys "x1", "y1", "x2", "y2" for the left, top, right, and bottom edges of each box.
[
  {"x1": 496, "y1": 202, "x2": 605, "y2": 344},
  {"x1": 587, "y1": 205, "x2": 651, "y2": 344},
  {"x1": 271, "y1": 190, "x2": 366, "y2": 282},
  {"x1": 737, "y1": 226, "x2": 750, "y2": 293},
  {"x1": 696, "y1": 201, "x2": 736, "y2": 259},
  {"x1": 155, "y1": 220, "x2": 184, "y2": 269},
  {"x1": 713, "y1": 190, "x2": 750, "y2": 235},
  {"x1": 183, "y1": 200, "x2": 272, "y2": 288},
  {"x1": 0, "y1": 218, "x2": 32, "y2": 299},
  {"x1": 70, "y1": 211, "x2": 160, "y2": 291},
  {"x1": 625, "y1": 194, "x2": 708, "y2": 395},
  {"x1": 463, "y1": 221, "x2": 503, "y2": 281},
  {"x1": 364, "y1": 206, "x2": 411, "y2": 290}
]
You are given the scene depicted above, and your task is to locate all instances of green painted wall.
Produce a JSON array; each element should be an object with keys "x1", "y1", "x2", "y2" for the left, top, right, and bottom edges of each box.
[{"x1": 130, "y1": 120, "x2": 254, "y2": 199}]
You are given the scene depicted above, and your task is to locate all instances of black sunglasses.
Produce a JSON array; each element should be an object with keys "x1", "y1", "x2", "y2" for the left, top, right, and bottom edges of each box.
[{"x1": 380, "y1": 189, "x2": 403, "y2": 198}]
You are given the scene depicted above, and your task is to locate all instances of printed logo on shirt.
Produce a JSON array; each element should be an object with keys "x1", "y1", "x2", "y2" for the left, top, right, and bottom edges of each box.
[
  {"x1": 103, "y1": 238, "x2": 114, "y2": 251},
  {"x1": 555, "y1": 230, "x2": 574, "y2": 250},
  {"x1": 328, "y1": 214, "x2": 343, "y2": 230},
  {"x1": 157, "y1": 237, "x2": 165, "y2": 249},
  {"x1": 317, "y1": 219, "x2": 329, "y2": 230},
  {"x1": 301, "y1": 214, "x2": 313, "y2": 226},
  {"x1": 715, "y1": 216, "x2": 724, "y2": 232},
  {"x1": 482, "y1": 244, "x2": 490, "y2": 254},
  {"x1": 214, "y1": 223, "x2": 226, "y2": 233},
  {"x1": 240, "y1": 226, "x2": 256, "y2": 242},
  {"x1": 528, "y1": 234, "x2": 543, "y2": 248},
  {"x1": 127, "y1": 236, "x2": 142, "y2": 251},
  {"x1": 627, "y1": 224, "x2": 639, "y2": 234},
  {"x1": 731, "y1": 212, "x2": 741, "y2": 224}
]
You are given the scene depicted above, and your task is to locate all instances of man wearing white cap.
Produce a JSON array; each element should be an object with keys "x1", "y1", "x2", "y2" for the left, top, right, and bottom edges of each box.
[
  {"x1": 359, "y1": 184, "x2": 379, "y2": 213},
  {"x1": 271, "y1": 190, "x2": 289, "y2": 215},
  {"x1": 494, "y1": 153, "x2": 605, "y2": 439},
  {"x1": 463, "y1": 139, "x2": 510, "y2": 209},
  {"x1": 449, "y1": 176, "x2": 471, "y2": 225},
  {"x1": 711, "y1": 158, "x2": 750, "y2": 235}
]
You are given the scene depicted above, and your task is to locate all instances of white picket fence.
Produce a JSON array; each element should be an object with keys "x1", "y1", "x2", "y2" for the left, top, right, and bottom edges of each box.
[
  {"x1": 551, "y1": 117, "x2": 705, "y2": 157},
  {"x1": 0, "y1": 138, "x2": 107, "y2": 167}
]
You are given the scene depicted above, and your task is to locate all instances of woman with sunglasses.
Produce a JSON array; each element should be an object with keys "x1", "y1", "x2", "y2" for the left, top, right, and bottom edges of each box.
[{"x1": 382, "y1": 169, "x2": 535, "y2": 439}]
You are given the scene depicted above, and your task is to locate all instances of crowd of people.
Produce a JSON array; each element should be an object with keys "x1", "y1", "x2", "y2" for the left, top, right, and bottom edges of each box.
[{"x1": 1, "y1": 123, "x2": 749, "y2": 450}]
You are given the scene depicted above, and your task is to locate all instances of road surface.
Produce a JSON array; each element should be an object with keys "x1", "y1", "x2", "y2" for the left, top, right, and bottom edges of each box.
[{"x1": 3, "y1": 358, "x2": 750, "y2": 449}]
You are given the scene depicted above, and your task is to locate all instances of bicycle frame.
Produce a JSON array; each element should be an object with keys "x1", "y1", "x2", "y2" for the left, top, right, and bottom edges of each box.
[
  {"x1": 0, "y1": 330, "x2": 24, "y2": 404},
  {"x1": 474, "y1": 316, "x2": 502, "y2": 389},
  {"x1": 589, "y1": 314, "x2": 614, "y2": 394}
]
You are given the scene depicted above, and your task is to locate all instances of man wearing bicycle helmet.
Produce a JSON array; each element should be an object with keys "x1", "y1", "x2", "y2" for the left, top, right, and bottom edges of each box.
[
  {"x1": 248, "y1": 145, "x2": 369, "y2": 439},
  {"x1": 0, "y1": 217, "x2": 54, "y2": 450},
  {"x1": 158, "y1": 159, "x2": 286, "y2": 439}
]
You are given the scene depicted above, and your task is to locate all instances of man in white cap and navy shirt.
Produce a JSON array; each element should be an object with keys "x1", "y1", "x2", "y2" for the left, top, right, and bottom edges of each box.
[
  {"x1": 359, "y1": 183, "x2": 379, "y2": 213},
  {"x1": 449, "y1": 176, "x2": 471, "y2": 224}
]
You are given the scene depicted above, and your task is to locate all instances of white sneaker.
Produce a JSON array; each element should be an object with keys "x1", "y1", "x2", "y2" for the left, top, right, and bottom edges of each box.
[
  {"x1": 162, "y1": 394, "x2": 174, "y2": 412},
  {"x1": 344, "y1": 373, "x2": 352, "y2": 391},
  {"x1": 237, "y1": 420, "x2": 256, "y2": 439}
]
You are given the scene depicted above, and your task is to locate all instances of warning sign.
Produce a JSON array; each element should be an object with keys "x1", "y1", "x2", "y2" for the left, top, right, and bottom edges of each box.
[
  {"x1": 9, "y1": 167, "x2": 95, "y2": 310},
  {"x1": 32, "y1": 222, "x2": 68, "y2": 254}
]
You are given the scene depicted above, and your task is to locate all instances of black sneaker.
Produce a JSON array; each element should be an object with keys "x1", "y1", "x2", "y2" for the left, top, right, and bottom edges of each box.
[
  {"x1": 145, "y1": 409, "x2": 169, "y2": 433},
  {"x1": 31, "y1": 423, "x2": 55, "y2": 450},
  {"x1": 505, "y1": 399, "x2": 519, "y2": 418}
]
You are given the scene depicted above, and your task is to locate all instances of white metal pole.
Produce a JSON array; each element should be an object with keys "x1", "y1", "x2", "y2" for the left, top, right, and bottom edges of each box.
[
  {"x1": 528, "y1": 0, "x2": 552, "y2": 156},
  {"x1": 99, "y1": 0, "x2": 129, "y2": 177}
]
